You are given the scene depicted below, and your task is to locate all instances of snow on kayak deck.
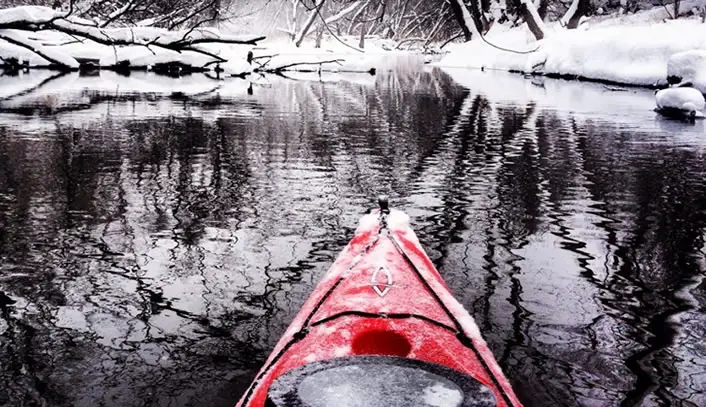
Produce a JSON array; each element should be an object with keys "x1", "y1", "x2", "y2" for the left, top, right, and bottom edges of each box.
[
  {"x1": 423, "y1": 383, "x2": 464, "y2": 407},
  {"x1": 296, "y1": 364, "x2": 466, "y2": 407}
]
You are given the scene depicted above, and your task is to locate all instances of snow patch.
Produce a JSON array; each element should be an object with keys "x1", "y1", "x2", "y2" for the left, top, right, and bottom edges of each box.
[
  {"x1": 221, "y1": 57, "x2": 252, "y2": 76},
  {"x1": 386, "y1": 210, "x2": 411, "y2": 231},
  {"x1": 98, "y1": 46, "x2": 214, "y2": 68},
  {"x1": 357, "y1": 212, "x2": 380, "y2": 232}
]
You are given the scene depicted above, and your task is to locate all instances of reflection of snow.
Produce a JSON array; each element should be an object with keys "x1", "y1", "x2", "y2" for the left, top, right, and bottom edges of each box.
[
  {"x1": 0, "y1": 70, "x2": 59, "y2": 99},
  {"x1": 0, "y1": 71, "x2": 260, "y2": 132},
  {"x1": 441, "y1": 68, "x2": 657, "y2": 122}
]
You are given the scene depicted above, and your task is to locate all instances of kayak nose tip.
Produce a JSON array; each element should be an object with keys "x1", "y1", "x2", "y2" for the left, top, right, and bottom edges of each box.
[{"x1": 378, "y1": 195, "x2": 390, "y2": 214}]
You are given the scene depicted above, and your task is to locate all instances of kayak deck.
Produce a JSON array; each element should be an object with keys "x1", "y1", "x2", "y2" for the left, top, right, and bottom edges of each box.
[{"x1": 236, "y1": 208, "x2": 523, "y2": 407}]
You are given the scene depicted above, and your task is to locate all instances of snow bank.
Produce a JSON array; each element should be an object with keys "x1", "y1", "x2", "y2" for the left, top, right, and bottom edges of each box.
[
  {"x1": 439, "y1": 18, "x2": 706, "y2": 88},
  {"x1": 667, "y1": 49, "x2": 706, "y2": 93},
  {"x1": 544, "y1": 21, "x2": 706, "y2": 86},
  {"x1": 1, "y1": 6, "x2": 391, "y2": 75}
]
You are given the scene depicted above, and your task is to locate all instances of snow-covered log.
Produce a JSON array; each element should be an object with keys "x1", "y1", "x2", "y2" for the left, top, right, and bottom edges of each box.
[{"x1": 0, "y1": 6, "x2": 265, "y2": 70}]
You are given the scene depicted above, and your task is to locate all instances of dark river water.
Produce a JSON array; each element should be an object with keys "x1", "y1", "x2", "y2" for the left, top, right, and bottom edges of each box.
[{"x1": 1, "y1": 61, "x2": 705, "y2": 407}]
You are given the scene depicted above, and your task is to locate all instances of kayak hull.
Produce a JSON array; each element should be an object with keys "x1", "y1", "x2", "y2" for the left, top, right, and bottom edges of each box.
[{"x1": 236, "y1": 209, "x2": 523, "y2": 407}]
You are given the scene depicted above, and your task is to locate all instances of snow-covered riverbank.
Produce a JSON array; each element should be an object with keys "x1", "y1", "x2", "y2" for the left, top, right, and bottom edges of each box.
[
  {"x1": 0, "y1": 6, "x2": 392, "y2": 77},
  {"x1": 438, "y1": 9, "x2": 706, "y2": 91}
]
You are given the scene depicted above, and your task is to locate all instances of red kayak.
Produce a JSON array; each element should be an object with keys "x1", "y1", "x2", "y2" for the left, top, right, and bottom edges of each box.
[{"x1": 236, "y1": 198, "x2": 523, "y2": 407}]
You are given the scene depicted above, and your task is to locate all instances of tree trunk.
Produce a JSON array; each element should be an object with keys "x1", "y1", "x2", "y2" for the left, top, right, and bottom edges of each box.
[
  {"x1": 315, "y1": 26, "x2": 323, "y2": 48},
  {"x1": 291, "y1": 0, "x2": 298, "y2": 41},
  {"x1": 448, "y1": 0, "x2": 473, "y2": 40},
  {"x1": 514, "y1": 0, "x2": 546, "y2": 40},
  {"x1": 359, "y1": 22, "x2": 366, "y2": 49},
  {"x1": 447, "y1": 0, "x2": 484, "y2": 41},
  {"x1": 294, "y1": 0, "x2": 326, "y2": 47},
  {"x1": 472, "y1": 0, "x2": 491, "y2": 32},
  {"x1": 561, "y1": 0, "x2": 590, "y2": 28},
  {"x1": 536, "y1": 0, "x2": 548, "y2": 20}
]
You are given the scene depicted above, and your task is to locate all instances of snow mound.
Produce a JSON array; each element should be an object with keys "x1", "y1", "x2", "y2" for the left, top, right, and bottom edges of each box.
[
  {"x1": 655, "y1": 87, "x2": 705, "y2": 118},
  {"x1": 656, "y1": 87, "x2": 705, "y2": 110},
  {"x1": 667, "y1": 49, "x2": 706, "y2": 94}
]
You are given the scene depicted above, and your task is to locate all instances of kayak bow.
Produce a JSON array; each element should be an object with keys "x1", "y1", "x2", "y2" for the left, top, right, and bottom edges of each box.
[{"x1": 236, "y1": 199, "x2": 523, "y2": 407}]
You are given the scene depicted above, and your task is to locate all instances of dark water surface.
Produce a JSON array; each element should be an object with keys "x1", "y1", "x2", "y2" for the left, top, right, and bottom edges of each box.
[{"x1": 1, "y1": 62, "x2": 705, "y2": 407}]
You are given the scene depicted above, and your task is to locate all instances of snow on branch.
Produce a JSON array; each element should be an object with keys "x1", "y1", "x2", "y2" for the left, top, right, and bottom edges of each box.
[
  {"x1": 324, "y1": 1, "x2": 364, "y2": 25},
  {"x1": 0, "y1": 29, "x2": 80, "y2": 68}
]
